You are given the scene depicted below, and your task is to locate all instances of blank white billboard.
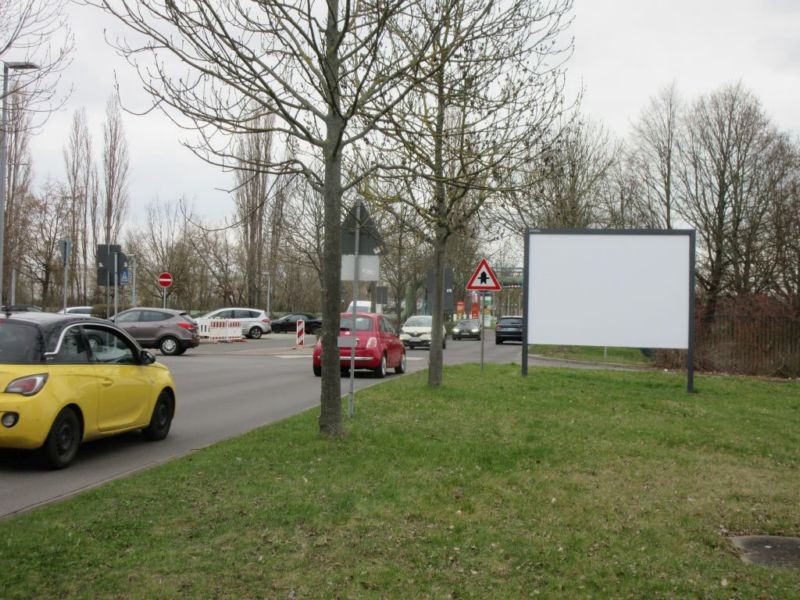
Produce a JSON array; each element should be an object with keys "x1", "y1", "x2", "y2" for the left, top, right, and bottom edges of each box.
[{"x1": 526, "y1": 232, "x2": 693, "y2": 349}]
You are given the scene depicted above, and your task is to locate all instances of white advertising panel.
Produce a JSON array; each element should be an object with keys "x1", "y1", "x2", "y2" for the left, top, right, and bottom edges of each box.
[
  {"x1": 341, "y1": 254, "x2": 380, "y2": 281},
  {"x1": 527, "y1": 232, "x2": 692, "y2": 349}
]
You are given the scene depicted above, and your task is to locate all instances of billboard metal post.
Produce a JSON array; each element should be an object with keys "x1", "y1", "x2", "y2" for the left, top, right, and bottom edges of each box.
[
  {"x1": 522, "y1": 233, "x2": 530, "y2": 376},
  {"x1": 687, "y1": 231, "x2": 696, "y2": 393}
]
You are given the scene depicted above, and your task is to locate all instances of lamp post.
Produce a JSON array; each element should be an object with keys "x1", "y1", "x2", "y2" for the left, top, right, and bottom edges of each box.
[{"x1": 0, "y1": 61, "x2": 38, "y2": 307}]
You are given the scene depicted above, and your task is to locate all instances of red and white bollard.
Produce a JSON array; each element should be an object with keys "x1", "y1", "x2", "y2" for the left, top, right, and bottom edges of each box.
[{"x1": 296, "y1": 319, "x2": 305, "y2": 348}]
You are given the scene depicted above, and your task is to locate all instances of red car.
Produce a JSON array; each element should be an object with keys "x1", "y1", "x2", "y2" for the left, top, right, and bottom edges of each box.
[{"x1": 312, "y1": 313, "x2": 406, "y2": 378}]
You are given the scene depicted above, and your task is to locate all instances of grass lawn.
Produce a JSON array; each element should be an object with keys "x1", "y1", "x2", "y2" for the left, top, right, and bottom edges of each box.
[
  {"x1": 1, "y1": 365, "x2": 798, "y2": 599},
  {"x1": 530, "y1": 344, "x2": 655, "y2": 365}
]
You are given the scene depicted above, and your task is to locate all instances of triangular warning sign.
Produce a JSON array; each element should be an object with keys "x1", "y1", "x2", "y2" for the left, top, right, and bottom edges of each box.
[{"x1": 466, "y1": 257, "x2": 502, "y2": 291}]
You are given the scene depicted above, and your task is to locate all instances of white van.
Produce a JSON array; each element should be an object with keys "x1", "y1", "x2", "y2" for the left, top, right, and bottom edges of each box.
[{"x1": 345, "y1": 300, "x2": 376, "y2": 313}]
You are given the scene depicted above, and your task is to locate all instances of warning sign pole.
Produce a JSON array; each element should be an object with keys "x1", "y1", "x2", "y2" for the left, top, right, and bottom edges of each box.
[
  {"x1": 466, "y1": 258, "x2": 500, "y2": 371},
  {"x1": 480, "y1": 292, "x2": 485, "y2": 371}
]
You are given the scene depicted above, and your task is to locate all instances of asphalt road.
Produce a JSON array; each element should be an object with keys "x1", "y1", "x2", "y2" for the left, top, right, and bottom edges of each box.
[{"x1": 0, "y1": 331, "x2": 526, "y2": 520}]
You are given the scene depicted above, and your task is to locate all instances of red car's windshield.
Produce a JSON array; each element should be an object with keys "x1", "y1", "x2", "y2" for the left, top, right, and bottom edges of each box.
[{"x1": 340, "y1": 316, "x2": 374, "y2": 332}]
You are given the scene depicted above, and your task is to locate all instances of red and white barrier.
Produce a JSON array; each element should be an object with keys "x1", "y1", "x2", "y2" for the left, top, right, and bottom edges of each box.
[
  {"x1": 196, "y1": 318, "x2": 244, "y2": 342},
  {"x1": 296, "y1": 319, "x2": 305, "y2": 348}
]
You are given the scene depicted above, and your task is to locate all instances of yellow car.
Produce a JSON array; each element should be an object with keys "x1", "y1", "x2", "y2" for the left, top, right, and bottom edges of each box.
[{"x1": 0, "y1": 312, "x2": 177, "y2": 468}]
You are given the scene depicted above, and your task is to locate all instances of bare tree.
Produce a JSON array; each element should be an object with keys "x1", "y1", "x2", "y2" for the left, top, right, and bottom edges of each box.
[
  {"x1": 233, "y1": 116, "x2": 274, "y2": 308},
  {"x1": 22, "y1": 182, "x2": 69, "y2": 308},
  {"x1": 63, "y1": 108, "x2": 97, "y2": 303},
  {"x1": 0, "y1": 1, "x2": 73, "y2": 117},
  {"x1": 676, "y1": 83, "x2": 781, "y2": 319},
  {"x1": 631, "y1": 83, "x2": 682, "y2": 229},
  {"x1": 2, "y1": 87, "x2": 33, "y2": 297},
  {"x1": 100, "y1": 94, "x2": 129, "y2": 245},
  {"x1": 127, "y1": 199, "x2": 207, "y2": 309},
  {"x1": 367, "y1": 0, "x2": 574, "y2": 385},
  {"x1": 88, "y1": 0, "x2": 450, "y2": 435},
  {"x1": 371, "y1": 202, "x2": 429, "y2": 324},
  {"x1": 600, "y1": 142, "x2": 652, "y2": 229},
  {"x1": 282, "y1": 174, "x2": 326, "y2": 288},
  {"x1": 534, "y1": 119, "x2": 611, "y2": 229},
  {"x1": 769, "y1": 146, "x2": 799, "y2": 314}
]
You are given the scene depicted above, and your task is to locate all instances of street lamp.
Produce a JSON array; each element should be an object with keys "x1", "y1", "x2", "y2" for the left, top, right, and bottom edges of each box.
[{"x1": 0, "y1": 61, "x2": 38, "y2": 307}]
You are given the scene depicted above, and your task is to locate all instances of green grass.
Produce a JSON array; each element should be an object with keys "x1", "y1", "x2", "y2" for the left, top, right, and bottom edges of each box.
[
  {"x1": 2, "y1": 365, "x2": 799, "y2": 599},
  {"x1": 531, "y1": 344, "x2": 654, "y2": 365}
]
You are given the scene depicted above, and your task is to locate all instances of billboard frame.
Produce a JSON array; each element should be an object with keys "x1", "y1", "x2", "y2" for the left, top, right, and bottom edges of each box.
[{"x1": 521, "y1": 229, "x2": 696, "y2": 393}]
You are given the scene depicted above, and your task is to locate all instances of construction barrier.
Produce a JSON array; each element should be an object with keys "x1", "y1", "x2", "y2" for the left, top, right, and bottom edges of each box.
[
  {"x1": 296, "y1": 319, "x2": 305, "y2": 348},
  {"x1": 196, "y1": 318, "x2": 244, "y2": 342}
]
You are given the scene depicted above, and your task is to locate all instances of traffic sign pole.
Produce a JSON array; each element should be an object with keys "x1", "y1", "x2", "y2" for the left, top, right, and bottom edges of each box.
[
  {"x1": 114, "y1": 252, "x2": 119, "y2": 317},
  {"x1": 480, "y1": 292, "x2": 485, "y2": 372},
  {"x1": 157, "y1": 272, "x2": 173, "y2": 309},
  {"x1": 467, "y1": 258, "x2": 501, "y2": 371}
]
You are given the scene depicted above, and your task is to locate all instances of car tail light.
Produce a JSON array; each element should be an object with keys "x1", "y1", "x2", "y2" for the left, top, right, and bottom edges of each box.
[
  {"x1": 261, "y1": 318, "x2": 271, "y2": 324},
  {"x1": 5, "y1": 374, "x2": 48, "y2": 396},
  {"x1": 178, "y1": 322, "x2": 196, "y2": 330},
  {"x1": 366, "y1": 337, "x2": 378, "y2": 349}
]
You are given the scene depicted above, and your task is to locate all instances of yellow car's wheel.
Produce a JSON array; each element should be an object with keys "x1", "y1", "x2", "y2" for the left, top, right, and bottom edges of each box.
[
  {"x1": 42, "y1": 408, "x2": 81, "y2": 469},
  {"x1": 143, "y1": 391, "x2": 174, "y2": 441}
]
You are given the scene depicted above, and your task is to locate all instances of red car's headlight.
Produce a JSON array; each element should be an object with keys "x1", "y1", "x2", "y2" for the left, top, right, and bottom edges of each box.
[{"x1": 5, "y1": 374, "x2": 49, "y2": 396}]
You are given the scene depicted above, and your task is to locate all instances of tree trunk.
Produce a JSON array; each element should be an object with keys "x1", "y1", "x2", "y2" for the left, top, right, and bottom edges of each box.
[
  {"x1": 427, "y1": 56, "x2": 447, "y2": 387},
  {"x1": 428, "y1": 226, "x2": 447, "y2": 386},
  {"x1": 318, "y1": 0, "x2": 345, "y2": 436}
]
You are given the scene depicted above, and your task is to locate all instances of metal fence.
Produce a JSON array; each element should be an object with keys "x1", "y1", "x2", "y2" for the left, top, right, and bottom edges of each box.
[{"x1": 691, "y1": 315, "x2": 800, "y2": 377}]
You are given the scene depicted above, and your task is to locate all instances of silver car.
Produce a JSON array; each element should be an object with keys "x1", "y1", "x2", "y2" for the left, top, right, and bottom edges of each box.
[
  {"x1": 111, "y1": 308, "x2": 200, "y2": 355},
  {"x1": 199, "y1": 307, "x2": 272, "y2": 339}
]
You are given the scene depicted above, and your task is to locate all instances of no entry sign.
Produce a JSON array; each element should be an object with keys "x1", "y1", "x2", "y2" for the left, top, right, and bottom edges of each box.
[{"x1": 157, "y1": 272, "x2": 173, "y2": 288}]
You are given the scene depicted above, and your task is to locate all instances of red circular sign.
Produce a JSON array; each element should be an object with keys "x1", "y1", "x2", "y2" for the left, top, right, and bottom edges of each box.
[{"x1": 157, "y1": 272, "x2": 173, "y2": 288}]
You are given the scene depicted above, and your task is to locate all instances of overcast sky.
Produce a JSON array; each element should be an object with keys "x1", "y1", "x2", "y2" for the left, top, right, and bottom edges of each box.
[{"x1": 26, "y1": 0, "x2": 800, "y2": 227}]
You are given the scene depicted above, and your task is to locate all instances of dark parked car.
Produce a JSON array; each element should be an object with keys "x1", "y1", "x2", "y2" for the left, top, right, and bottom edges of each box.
[
  {"x1": 111, "y1": 308, "x2": 200, "y2": 355},
  {"x1": 271, "y1": 312, "x2": 322, "y2": 334},
  {"x1": 452, "y1": 318, "x2": 481, "y2": 341},
  {"x1": 2, "y1": 304, "x2": 42, "y2": 313},
  {"x1": 495, "y1": 315, "x2": 524, "y2": 344}
]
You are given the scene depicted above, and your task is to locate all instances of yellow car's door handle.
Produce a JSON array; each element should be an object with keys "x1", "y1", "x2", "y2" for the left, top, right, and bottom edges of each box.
[{"x1": 100, "y1": 378, "x2": 114, "y2": 387}]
